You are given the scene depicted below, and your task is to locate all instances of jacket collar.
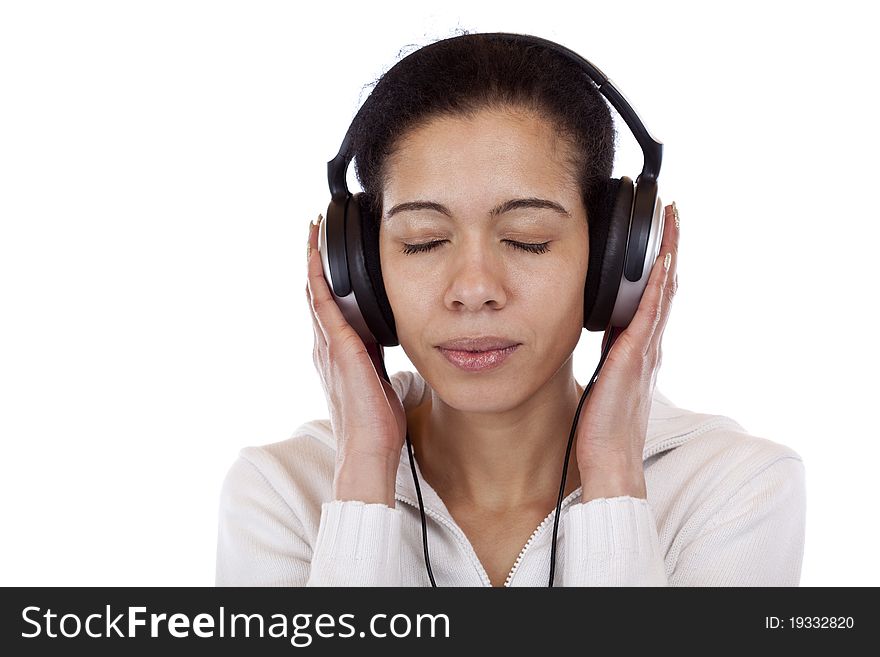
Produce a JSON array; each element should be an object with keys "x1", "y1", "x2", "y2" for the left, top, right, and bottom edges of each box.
[{"x1": 298, "y1": 369, "x2": 743, "y2": 510}]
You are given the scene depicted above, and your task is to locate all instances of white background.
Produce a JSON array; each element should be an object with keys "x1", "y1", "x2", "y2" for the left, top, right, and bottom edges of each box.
[{"x1": 1, "y1": 0, "x2": 877, "y2": 586}]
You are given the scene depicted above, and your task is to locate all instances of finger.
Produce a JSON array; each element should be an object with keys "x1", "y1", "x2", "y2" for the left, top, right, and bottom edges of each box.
[
  {"x1": 619, "y1": 204, "x2": 673, "y2": 355},
  {"x1": 306, "y1": 214, "x2": 352, "y2": 343},
  {"x1": 310, "y1": 292, "x2": 326, "y2": 353},
  {"x1": 306, "y1": 274, "x2": 326, "y2": 351},
  {"x1": 304, "y1": 223, "x2": 327, "y2": 350},
  {"x1": 647, "y1": 203, "x2": 680, "y2": 357},
  {"x1": 600, "y1": 204, "x2": 676, "y2": 357}
]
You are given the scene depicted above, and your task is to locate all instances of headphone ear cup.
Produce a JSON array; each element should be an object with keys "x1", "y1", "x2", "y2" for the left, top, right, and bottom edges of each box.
[
  {"x1": 350, "y1": 192, "x2": 399, "y2": 346},
  {"x1": 584, "y1": 176, "x2": 634, "y2": 331}
]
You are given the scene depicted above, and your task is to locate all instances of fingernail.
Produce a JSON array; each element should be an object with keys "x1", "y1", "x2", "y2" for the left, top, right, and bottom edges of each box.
[
  {"x1": 307, "y1": 221, "x2": 314, "y2": 260},
  {"x1": 663, "y1": 252, "x2": 672, "y2": 272},
  {"x1": 672, "y1": 201, "x2": 680, "y2": 229},
  {"x1": 317, "y1": 213, "x2": 324, "y2": 227}
]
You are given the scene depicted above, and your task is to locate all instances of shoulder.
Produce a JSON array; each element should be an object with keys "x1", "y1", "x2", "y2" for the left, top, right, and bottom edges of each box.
[
  {"x1": 646, "y1": 402, "x2": 807, "y2": 583},
  {"x1": 218, "y1": 419, "x2": 337, "y2": 531},
  {"x1": 220, "y1": 368, "x2": 425, "y2": 504},
  {"x1": 644, "y1": 394, "x2": 805, "y2": 541},
  {"x1": 217, "y1": 369, "x2": 424, "y2": 526},
  {"x1": 666, "y1": 423, "x2": 805, "y2": 520},
  {"x1": 655, "y1": 412, "x2": 803, "y2": 486},
  {"x1": 648, "y1": 388, "x2": 804, "y2": 473}
]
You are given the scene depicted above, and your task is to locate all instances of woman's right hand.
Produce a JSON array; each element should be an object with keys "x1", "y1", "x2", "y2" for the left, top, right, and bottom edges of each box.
[{"x1": 305, "y1": 214, "x2": 406, "y2": 506}]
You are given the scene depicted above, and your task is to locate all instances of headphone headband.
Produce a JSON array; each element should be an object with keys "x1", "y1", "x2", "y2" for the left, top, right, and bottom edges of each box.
[{"x1": 327, "y1": 32, "x2": 663, "y2": 201}]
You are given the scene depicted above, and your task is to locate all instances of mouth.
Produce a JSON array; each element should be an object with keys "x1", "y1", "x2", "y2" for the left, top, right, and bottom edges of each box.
[
  {"x1": 436, "y1": 344, "x2": 520, "y2": 372},
  {"x1": 435, "y1": 336, "x2": 520, "y2": 352}
]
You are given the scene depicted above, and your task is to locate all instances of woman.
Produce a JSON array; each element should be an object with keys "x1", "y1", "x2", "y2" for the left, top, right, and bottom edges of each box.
[{"x1": 215, "y1": 33, "x2": 806, "y2": 587}]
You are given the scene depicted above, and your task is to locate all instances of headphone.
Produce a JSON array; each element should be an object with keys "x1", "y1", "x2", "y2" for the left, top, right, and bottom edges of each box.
[{"x1": 318, "y1": 32, "x2": 664, "y2": 586}]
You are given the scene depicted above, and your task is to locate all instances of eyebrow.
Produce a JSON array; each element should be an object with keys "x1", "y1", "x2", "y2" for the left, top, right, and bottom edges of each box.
[{"x1": 383, "y1": 197, "x2": 571, "y2": 221}]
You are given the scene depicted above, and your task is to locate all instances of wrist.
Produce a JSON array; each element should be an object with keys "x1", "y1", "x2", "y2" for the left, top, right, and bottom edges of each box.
[
  {"x1": 579, "y1": 462, "x2": 646, "y2": 503},
  {"x1": 334, "y1": 452, "x2": 399, "y2": 507}
]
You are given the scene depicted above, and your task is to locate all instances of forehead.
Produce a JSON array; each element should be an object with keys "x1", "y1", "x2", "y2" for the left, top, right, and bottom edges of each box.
[{"x1": 382, "y1": 107, "x2": 579, "y2": 205}]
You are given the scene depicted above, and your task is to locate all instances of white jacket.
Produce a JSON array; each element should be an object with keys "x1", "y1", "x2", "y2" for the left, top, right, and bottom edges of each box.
[{"x1": 215, "y1": 370, "x2": 806, "y2": 586}]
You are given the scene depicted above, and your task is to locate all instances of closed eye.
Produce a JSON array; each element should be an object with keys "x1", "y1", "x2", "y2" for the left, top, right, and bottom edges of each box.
[{"x1": 401, "y1": 240, "x2": 550, "y2": 255}]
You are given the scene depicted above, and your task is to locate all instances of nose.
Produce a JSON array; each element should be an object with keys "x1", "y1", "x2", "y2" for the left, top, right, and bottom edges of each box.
[{"x1": 442, "y1": 241, "x2": 508, "y2": 312}]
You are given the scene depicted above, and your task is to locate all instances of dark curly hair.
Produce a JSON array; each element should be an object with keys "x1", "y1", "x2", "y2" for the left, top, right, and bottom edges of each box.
[{"x1": 347, "y1": 29, "x2": 618, "y2": 236}]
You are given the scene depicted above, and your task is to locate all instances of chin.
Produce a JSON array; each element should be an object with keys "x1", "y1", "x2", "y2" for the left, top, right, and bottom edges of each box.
[
  {"x1": 434, "y1": 384, "x2": 527, "y2": 414},
  {"x1": 420, "y1": 352, "x2": 534, "y2": 412}
]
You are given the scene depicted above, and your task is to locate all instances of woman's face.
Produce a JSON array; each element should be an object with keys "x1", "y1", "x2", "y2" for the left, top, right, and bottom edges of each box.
[{"x1": 379, "y1": 106, "x2": 590, "y2": 412}]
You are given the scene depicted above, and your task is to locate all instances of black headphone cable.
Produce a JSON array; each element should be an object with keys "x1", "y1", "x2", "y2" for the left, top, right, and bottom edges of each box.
[
  {"x1": 377, "y1": 325, "x2": 622, "y2": 588},
  {"x1": 548, "y1": 324, "x2": 622, "y2": 586},
  {"x1": 376, "y1": 352, "x2": 437, "y2": 586}
]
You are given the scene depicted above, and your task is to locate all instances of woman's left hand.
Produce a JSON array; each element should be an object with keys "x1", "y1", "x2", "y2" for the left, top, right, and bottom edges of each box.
[{"x1": 575, "y1": 202, "x2": 679, "y2": 503}]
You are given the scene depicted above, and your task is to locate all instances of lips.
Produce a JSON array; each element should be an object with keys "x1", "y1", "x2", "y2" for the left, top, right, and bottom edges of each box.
[
  {"x1": 435, "y1": 336, "x2": 520, "y2": 352},
  {"x1": 437, "y1": 344, "x2": 520, "y2": 372},
  {"x1": 435, "y1": 336, "x2": 522, "y2": 372}
]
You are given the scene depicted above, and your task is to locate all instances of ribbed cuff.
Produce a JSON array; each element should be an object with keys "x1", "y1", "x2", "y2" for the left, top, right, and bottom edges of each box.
[
  {"x1": 308, "y1": 500, "x2": 403, "y2": 586},
  {"x1": 562, "y1": 496, "x2": 668, "y2": 586}
]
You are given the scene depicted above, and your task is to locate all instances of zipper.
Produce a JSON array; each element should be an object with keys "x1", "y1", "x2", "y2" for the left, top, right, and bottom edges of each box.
[
  {"x1": 394, "y1": 492, "x2": 493, "y2": 586},
  {"x1": 395, "y1": 418, "x2": 741, "y2": 586},
  {"x1": 395, "y1": 486, "x2": 584, "y2": 587},
  {"x1": 502, "y1": 486, "x2": 584, "y2": 587}
]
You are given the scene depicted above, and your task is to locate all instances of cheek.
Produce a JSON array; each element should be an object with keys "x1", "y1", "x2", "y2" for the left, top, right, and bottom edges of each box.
[
  {"x1": 384, "y1": 277, "x2": 427, "y2": 316},
  {"x1": 511, "y1": 247, "x2": 587, "y2": 304},
  {"x1": 520, "y1": 250, "x2": 588, "y2": 346},
  {"x1": 379, "y1": 257, "x2": 438, "y2": 335},
  {"x1": 528, "y1": 279, "x2": 585, "y2": 344}
]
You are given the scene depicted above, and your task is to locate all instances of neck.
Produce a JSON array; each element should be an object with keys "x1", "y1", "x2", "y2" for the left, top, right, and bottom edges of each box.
[{"x1": 407, "y1": 359, "x2": 586, "y2": 515}]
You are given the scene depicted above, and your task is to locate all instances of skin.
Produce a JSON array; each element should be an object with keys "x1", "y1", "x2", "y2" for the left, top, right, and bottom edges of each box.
[
  {"x1": 379, "y1": 106, "x2": 592, "y2": 514},
  {"x1": 378, "y1": 105, "x2": 678, "y2": 515},
  {"x1": 305, "y1": 103, "x2": 679, "y2": 529}
]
